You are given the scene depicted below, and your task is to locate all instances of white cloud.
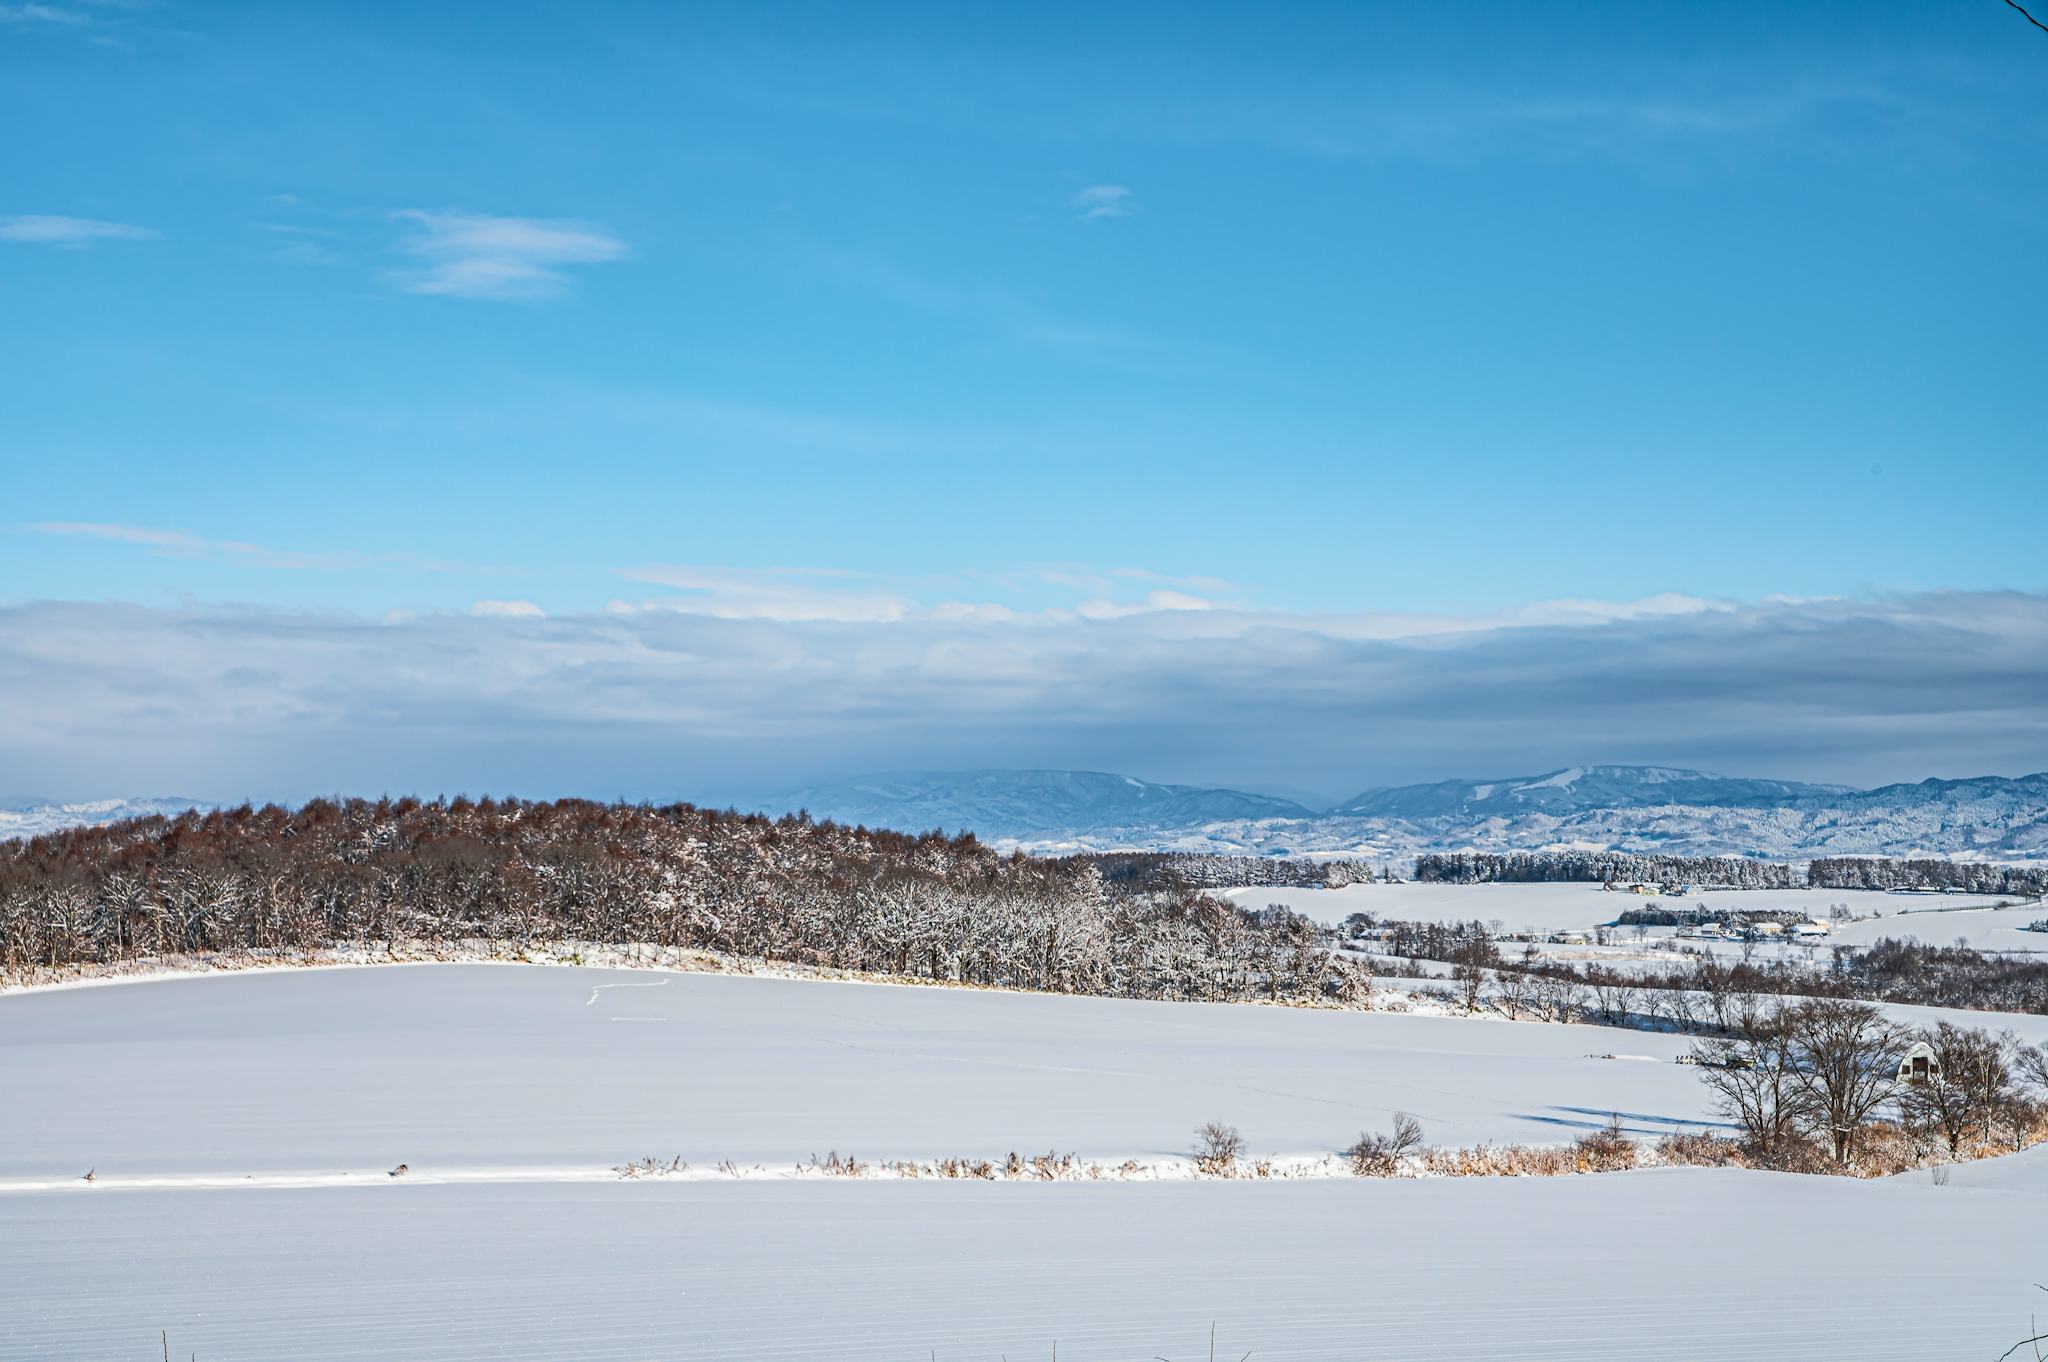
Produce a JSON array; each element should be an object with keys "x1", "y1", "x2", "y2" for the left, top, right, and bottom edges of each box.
[
  {"x1": 1509, "y1": 592, "x2": 1718, "y2": 625},
  {"x1": 615, "y1": 566, "x2": 911, "y2": 623},
  {"x1": 611, "y1": 564, "x2": 1247, "y2": 624},
  {"x1": 0, "y1": 214, "x2": 156, "y2": 247},
  {"x1": 1072, "y1": 184, "x2": 1135, "y2": 220},
  {"x1": 389, "y1": 210, "x2": 628, "y2": 301},
  {"x1": 471, "y1": 600, "x2": 545, "y2": 619},
  {"x1": 1074, "y1": 590, "x2": 1216, "y2": 620}
]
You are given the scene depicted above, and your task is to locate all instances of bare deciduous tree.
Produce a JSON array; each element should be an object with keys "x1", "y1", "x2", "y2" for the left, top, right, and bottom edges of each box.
[
  {"x1": 1784, "y1": 998, "x2": 1908, "y2": 1165},
  {"x1": 1899, "y1": 1022, "x2": 2015, "y2": 1156},
  {"x1": 1689, "y1": 1003, "x2": 1813, "y2": 1161}
]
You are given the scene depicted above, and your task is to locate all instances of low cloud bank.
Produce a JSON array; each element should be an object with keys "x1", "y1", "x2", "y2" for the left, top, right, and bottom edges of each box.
[{"x1": 2, "y1": 590, "x2": 2043, "y2": 805}]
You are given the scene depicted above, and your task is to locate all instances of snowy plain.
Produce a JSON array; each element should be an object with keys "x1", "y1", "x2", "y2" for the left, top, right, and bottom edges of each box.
[
  {"x1": 0, "y1": 964, "x2": 1728, "y2": 1184},
  {"x1": 1223, "y1": 880, "x2": 2017, "y2": 932},
  {"x1": 6, "y1": 963, "x2": 2048, "y2": 1361},
  {"x1": 1229, "y1": 881, "x2": 2048, "y2": 964}
]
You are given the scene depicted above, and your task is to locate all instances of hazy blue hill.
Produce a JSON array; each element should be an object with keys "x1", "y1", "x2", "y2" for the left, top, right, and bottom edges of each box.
[
  {"x1": 775, "y1": 769, "x2": 1316, "y2": 840},
  {"x1": 1336, "y1": 765, "x2": 1852, "y2": 818}
]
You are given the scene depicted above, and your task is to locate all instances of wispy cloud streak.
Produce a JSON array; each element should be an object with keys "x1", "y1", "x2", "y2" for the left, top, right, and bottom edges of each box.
[
  {"x1": 0, "y1": 215, "x2": 156, "y2": 246},
  {"x1": 25, "y1": 522, "x2": 472, "y2": 574},
  {"x1": 388, "y1": 210, "x2": 628, "y2": 301},
  {"x1": 1072, "y1": 184, "x2": 1134, "y2": 219}
]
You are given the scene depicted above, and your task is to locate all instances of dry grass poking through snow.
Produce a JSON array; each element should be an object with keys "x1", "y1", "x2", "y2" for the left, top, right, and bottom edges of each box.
[{"x1": 733, "y1": 1113, "x2": 2045, "y2": 1184}]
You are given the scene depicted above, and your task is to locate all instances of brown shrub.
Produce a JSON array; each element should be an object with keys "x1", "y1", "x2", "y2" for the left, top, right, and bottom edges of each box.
[
  {"x1": 1572, "y1": 1116, "x2": 1639, "y2": 1173},
  {"x1": 1654, "y1": 1131, "x2": 1746, "y2": 1168},
  {"x1": 1745, "y1": 1134, "x2": 1836, "y2": 1175}
]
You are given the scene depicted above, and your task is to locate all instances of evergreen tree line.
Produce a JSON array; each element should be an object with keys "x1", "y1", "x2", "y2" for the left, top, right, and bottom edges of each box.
[
  {"x1": 1412, "y1": 851, "x2": 1802, "y2": 888},
  {"x1": 1806, "y1": 857, "x2": 2048, "y2": 896},
  {"x1": 1415, "y1": 851, "x2": 2047, "y2": 895},
  {"x1": 0, "y1": 799, "x2": 1364, "y2": 1005}
]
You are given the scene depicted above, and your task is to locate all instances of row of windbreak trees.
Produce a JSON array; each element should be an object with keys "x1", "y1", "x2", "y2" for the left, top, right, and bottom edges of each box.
[
  {"x1": 1363, "y1": 916, "x2": 2048, "y2": 1017},
  {"x1": 1414, "y1": 850, "x2": 2048, "y2": 895},
  {"x1": 1690, "y1": 996, "x2": 2048, "y2": 1169},
  {"x1": 1414, "y1": 851, "x2": 1805, "y2": 887},
  {"x1": 0, "y1": 798, "x2": 1355, "y2": 1005}
]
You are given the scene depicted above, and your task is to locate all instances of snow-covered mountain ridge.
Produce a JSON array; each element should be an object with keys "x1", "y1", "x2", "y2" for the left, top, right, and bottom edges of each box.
[
  {"x1": 1334, "y1": 764, "x2": 1852, "y2": 818},
  {"x1": 0, "y1": 798, "x2": 210, "y2": 843},
  {"x1": 12, "y1": 769, "x2": 2048, "y2": 861},
  {"x1": 775, "y1": 766, "x2": 2048, "y2": 860}
]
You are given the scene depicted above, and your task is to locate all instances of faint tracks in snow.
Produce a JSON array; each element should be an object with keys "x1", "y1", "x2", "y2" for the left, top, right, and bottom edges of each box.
[
  {"x1": 584, "y1": 976, "x2": 672, "y2": 1016},
  {"x1": 585, "y1": 970, "x2": 671, "y2": 1003}
]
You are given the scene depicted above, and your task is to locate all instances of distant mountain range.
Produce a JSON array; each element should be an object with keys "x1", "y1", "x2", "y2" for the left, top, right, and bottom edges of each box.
[
  {"x1": 0, "y1": 797, "x2": 210, "y2": 843},
  {"x1": 773, "y1": 765, "x2": 2048, "y2": 861},
  {"x1": 11, "y1": 767, "x2": 2048, "y2": 861},
  {"x1": 777, "y1": 769, "x2": 1316, "y2": 837},
  {"x1": 1331, "y1": 765, "x2": 1853, "y2": 819}
]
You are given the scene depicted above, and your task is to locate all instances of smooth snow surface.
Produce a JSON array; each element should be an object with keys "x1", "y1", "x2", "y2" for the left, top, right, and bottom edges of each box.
[
  {"x1": 0, "y1": 965, "x2": 1723, "y2": 1181},
  {"x1": 7, "y1": 1173, "x2": 2044, "y2": 1361},
  {"x1": 1825, "y1": 900, "x2": 2048, "y2": 952},
  {"x1": 8, "y1": 964, "x2": 2048, "y2": 1361}
]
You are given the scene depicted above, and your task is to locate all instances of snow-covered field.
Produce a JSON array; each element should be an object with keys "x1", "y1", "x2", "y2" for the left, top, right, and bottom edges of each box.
[
  {"x1": 1826, "y1": 899, "x2": 2048, "y2": 952},
  {"x1": 7, "y1": 963, "x2": 2048, "y2": 1362},
  {"x1": 0, "y1": 965, "x2": 1725, "y2": 1184},
  {"x1": 7, "y1": 1168, "x2": 2045, "y2": 1361}
]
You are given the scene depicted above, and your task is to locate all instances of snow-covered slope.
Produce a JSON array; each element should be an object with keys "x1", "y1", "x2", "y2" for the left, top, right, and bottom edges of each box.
[{"x1": 0, "y1": 797, "x2": 208, "y2": 843}]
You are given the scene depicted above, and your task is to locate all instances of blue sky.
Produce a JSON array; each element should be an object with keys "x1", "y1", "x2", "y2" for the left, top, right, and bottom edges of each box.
[{"x1": 4, "y1": 1, "x2": 2047, "y2": 802}]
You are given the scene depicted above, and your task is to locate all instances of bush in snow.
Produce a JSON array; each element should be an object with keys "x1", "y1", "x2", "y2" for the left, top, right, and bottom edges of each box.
[
  {"x1": 1192, "y1": 1122, "x2": 1244, "y2": 1176},
  {"x1": 1343, "y1": 1113, "x2": 1425, "y2": 1176},
  {"x1": 1570, "y1": 1116, "x2": 1638, "y2": 1173}
]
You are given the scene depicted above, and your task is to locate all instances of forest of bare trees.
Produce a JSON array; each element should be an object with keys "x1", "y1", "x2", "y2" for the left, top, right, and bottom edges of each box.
[
  {"x1": 0, "y1": 798, "x2": 1366, "y2": 1006},
  {"x1": 1083, "y1": 853, "x2": 1380, "y2": 892}
]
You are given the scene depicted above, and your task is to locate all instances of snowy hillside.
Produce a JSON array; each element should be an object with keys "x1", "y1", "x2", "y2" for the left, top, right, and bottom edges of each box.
[
  {"x1": 0, "y1": 797, "x2": 207, "y2": 843},
  {"x1": 771, "y1": 766, "x2": 2048, "y2": 860},
  {"x1": 7, "y1": 965, "x2": 2048, "y2": 1362}
]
